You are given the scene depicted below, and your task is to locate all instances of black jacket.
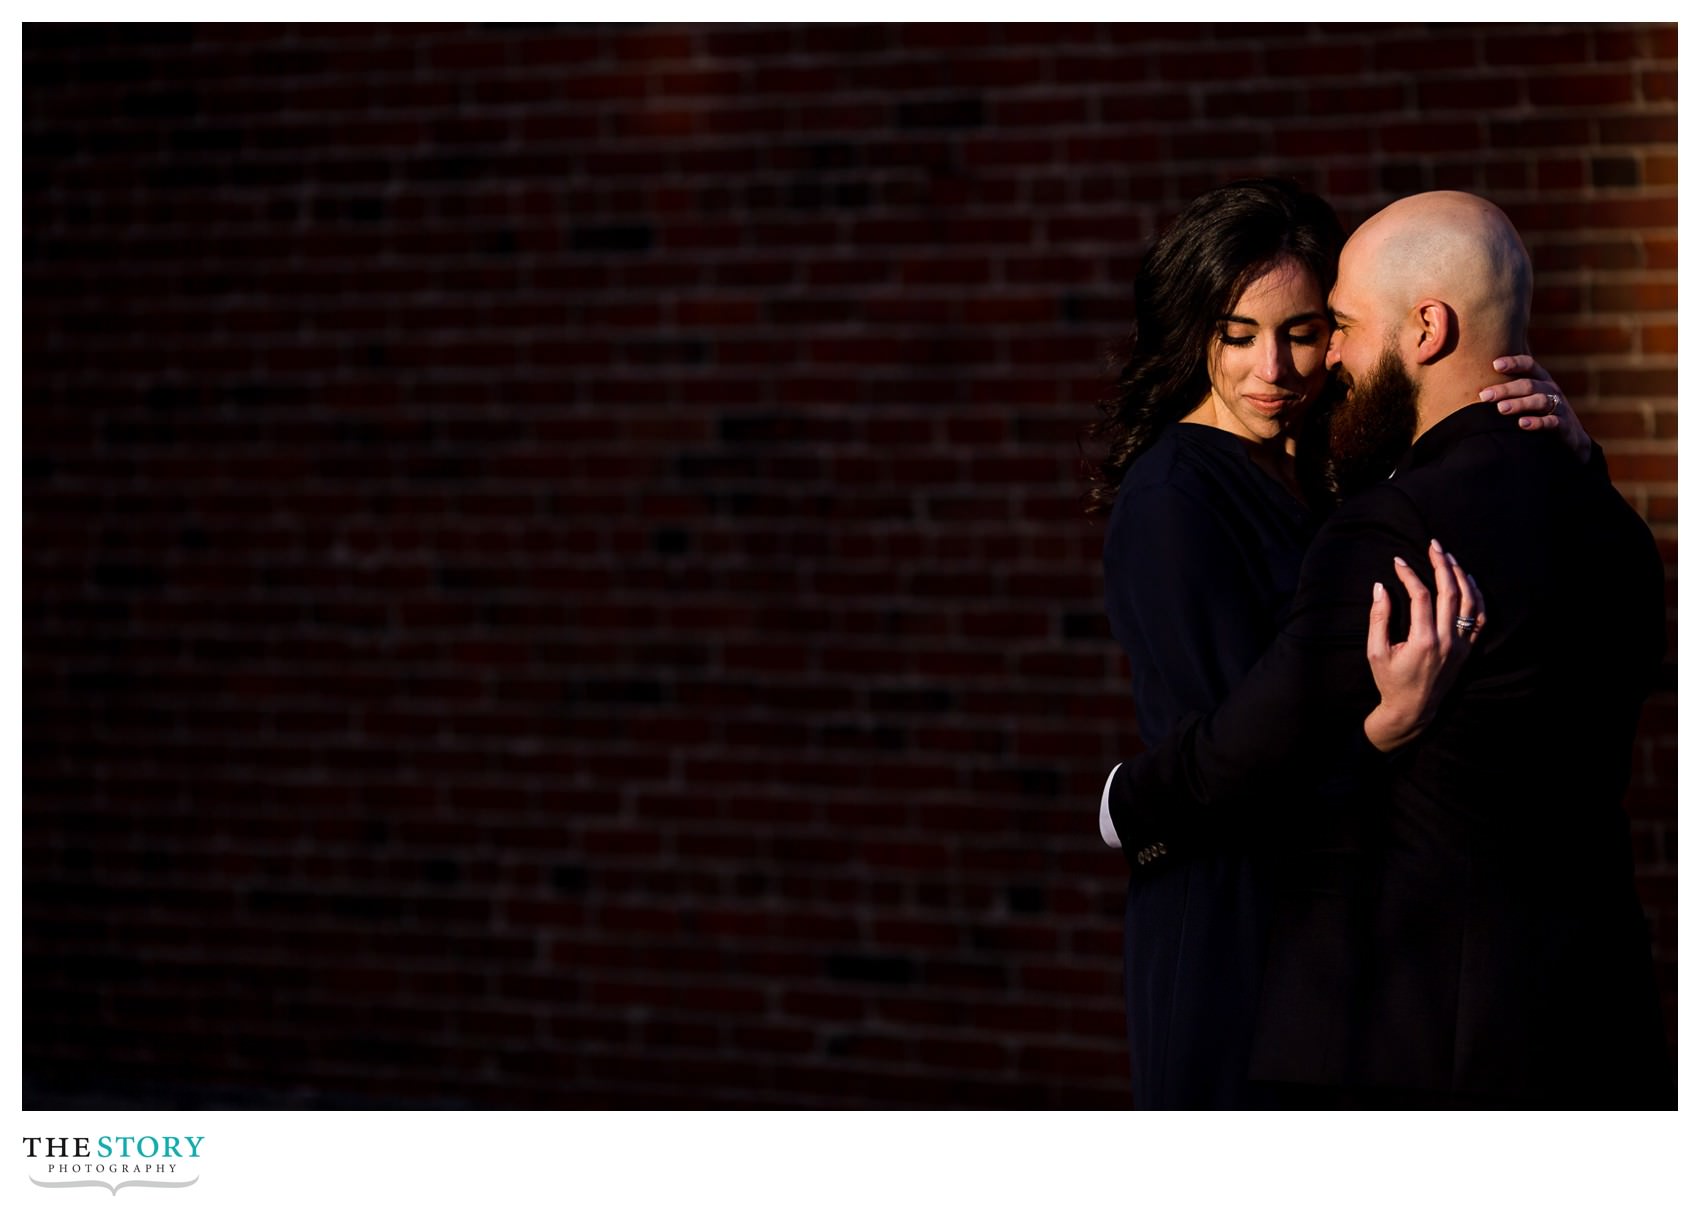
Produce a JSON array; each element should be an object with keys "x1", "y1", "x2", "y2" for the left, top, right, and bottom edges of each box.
[{"x1": 1107, "y1": 402, "x2": 1670, "y2": 1106}]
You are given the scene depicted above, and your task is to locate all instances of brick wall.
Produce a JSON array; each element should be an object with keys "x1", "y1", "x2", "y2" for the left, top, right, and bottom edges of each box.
[{"x1": 23, "y1": 23, "x2": 1676, "y2": 1108}]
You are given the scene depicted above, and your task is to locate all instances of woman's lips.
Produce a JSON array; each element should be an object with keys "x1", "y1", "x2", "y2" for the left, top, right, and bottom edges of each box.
[{"x1": 1243, "y1": 393, "x2": 1297, "y2": 415}]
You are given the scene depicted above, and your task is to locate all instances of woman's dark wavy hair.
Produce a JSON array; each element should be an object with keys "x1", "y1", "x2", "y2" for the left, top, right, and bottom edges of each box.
[{"x1": 1085, "y1": 177, "x2": 1346, "y2": 515}]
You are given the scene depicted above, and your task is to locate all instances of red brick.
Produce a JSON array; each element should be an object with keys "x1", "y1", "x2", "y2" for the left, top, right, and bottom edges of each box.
[
  {"x1": 1381, "y1": 120, "x2": 1483, "y2": 154},
  {"x1": 1644, "y1": 238, "x2": 1677, "y2": 270},
  {"x1": 1600, "y1": 113, "x2": 1677, "y2": 144},
  {"x1": 993, "y1": 95, "x2": 1090, "y2": 126},
  {"x1": 1594, "y1": 28, "x2": 1657, "y2": 61},
  {"x1": 1642, "y1": 325, "x2": 1676, "y2": 355},
  {"x1": 1589, "y1": 281, "x2": 1677, "y2": 312},
  {"x1": 1094, "y1": 90, "x2": 1190, "y2": 124},
  {"x1": 1606, "y1": 453, "x2": 1677, "y2": 484},
  {"x1": 1529, "y1": 70, "x2": 1636, "y2": 108},
  {"x1": 945, "y1": 55, "x2": 1046, "y2": 90},
  {"x1": 900, "y1": 23, "x2": 997, "y2": 51},
  {"x1": 610, "y1": 30, "x2": 695, "y2": 62},
  {"x1": 1155, "y1": 47, "x2": 1257, "y2": 81},
  {"x1": 427, "y1": 37, "x2": 509, "y2": 71},
  {"x1": 1487, "y1": 116, "x2": 1591, "y2": 148},
  {"x1": 1641, "y1": 69, "x2": 1677, "y2": 103},
  {"x1": 1480, "y1": 29, "x2": 1591, "y2": 65},
  {"x1": 1373, "y1": 35, "x2": 1480, "y2": 71}
]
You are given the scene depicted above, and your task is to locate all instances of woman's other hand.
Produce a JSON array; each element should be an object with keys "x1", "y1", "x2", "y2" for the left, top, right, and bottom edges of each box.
[
  {"x1": 1478, "y1": 354, "x2": 1593, "y2": 463},
  {"x1": 1363, "y1": 539, "x2": 1486, "y2": 753}
]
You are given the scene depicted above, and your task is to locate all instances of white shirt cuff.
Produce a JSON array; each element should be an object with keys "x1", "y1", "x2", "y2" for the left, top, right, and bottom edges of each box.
[{"x1": 1099, "y1": 762, "x2": 1122, "y2": 848}]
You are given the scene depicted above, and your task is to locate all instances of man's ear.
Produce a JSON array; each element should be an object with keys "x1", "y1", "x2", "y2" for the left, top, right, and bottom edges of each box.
[{"x1": 1411, "y1": 298, "x2": 1456, "y2": 364}]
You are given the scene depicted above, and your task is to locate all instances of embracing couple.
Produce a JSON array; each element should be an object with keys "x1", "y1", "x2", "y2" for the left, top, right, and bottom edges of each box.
[{"x1": 1090, "y1": 183, "x2": 1670, "y2": 1110}]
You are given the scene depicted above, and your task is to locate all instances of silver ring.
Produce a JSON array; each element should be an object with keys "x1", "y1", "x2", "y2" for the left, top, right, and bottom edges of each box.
[
  {"x1": 1547, "y1": 393, "x2": 1562, "y2": 414},
  {"x1": 1455, "y1": 616, "x2": 1477, "y2": 635}
]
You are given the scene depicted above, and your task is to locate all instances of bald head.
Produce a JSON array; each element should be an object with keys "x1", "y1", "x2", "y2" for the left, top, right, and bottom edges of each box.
[
  {"x1": 1326, "y1": 192, "x2": 1535, "y2": 437},
  {"x1": 1339, "y1": 191, "x2": 1532, "y2": 355}
]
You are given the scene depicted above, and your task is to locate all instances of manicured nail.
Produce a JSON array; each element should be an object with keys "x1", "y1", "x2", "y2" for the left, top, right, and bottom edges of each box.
[
  {"x1": 1373, "y1": 582, "x2": 1385, "y2": 602},
  {"x1": 1394, "y1": 556, "x2": 1409, "y2": 568},
  {"x1": 1430, "y1": 538, "x2": 1442, "y2": 551},
  {"x1": 1497, "y1": 400, "x2": 1513, "y2": 414},
  {"x1": 1493, "y1": 358, "x2": 1510, "y2": 370},
  {"x1": 1479, "y1": 389, "x2": 1495, "y2": 402}
]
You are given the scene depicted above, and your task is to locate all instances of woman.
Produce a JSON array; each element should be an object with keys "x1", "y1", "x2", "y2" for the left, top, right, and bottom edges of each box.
[{"x1": 1087, "y1": 178, "x2": 1585, "y2": 1108}]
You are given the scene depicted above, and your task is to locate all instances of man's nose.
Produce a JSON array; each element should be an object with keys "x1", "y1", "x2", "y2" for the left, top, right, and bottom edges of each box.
[{"x1": 1325, "y1": 328, "x2": 1343, "y2": 369}]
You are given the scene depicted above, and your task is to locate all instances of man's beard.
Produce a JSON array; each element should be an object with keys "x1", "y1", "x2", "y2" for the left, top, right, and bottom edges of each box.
[{"x1": 1300, "y1": 344, "x2": 1420, "y2": 502}]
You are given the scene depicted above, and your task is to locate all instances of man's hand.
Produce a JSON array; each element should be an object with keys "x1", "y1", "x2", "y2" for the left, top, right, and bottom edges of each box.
[{"x1": 1363, "y1": 539, "x2": 1486, "y2": 752}]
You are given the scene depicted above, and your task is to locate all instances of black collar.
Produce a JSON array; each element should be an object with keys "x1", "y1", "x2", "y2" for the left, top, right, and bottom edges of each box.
[{"x1": 1392, "y1": 400, "x2": 1519, "y2": 478}]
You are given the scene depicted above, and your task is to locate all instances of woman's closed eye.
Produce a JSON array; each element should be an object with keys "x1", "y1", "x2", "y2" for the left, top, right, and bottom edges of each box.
[{"x1": 1219, "y1": 326, "x2": 1325, "y2": 348}]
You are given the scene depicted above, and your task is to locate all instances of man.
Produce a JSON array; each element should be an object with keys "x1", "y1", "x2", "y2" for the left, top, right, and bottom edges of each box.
[{"x1": 1100, "y1": 192, "x2": 1670, "y2": 1107}]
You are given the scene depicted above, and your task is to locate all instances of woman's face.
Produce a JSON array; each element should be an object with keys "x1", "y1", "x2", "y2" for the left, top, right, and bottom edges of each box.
[{"x1": 1204, "y1": 257, "x2": 1331, "y2": 446}]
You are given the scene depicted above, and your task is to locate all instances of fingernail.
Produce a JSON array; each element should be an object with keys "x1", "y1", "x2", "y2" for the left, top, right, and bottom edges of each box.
[
  {"x1": 1373, "y1": 582, "x2": 1385, "y2": 602},
  {"x1": 1447, "y1": 553, "x2": 1459, "y2": 567},
  {"x1": 1520, "y1": 418, "x2": 1533, "y2": 428},
  {"x1": 1394, "y1": 556, "x2": 1408, "y2": 568},
  {"x1": 1479, "y1": 389, "x2": 1495, "y2": 402},
  {"x1": 1493, "y1": 358, "x2": 1509, "y2": 371},
  {"x1": 1497, "y1": 400, "x2": 1513, "y2": 414},
  {"x1": 1430, "y1": 538, "x2": 1442, "y2": 552}
]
